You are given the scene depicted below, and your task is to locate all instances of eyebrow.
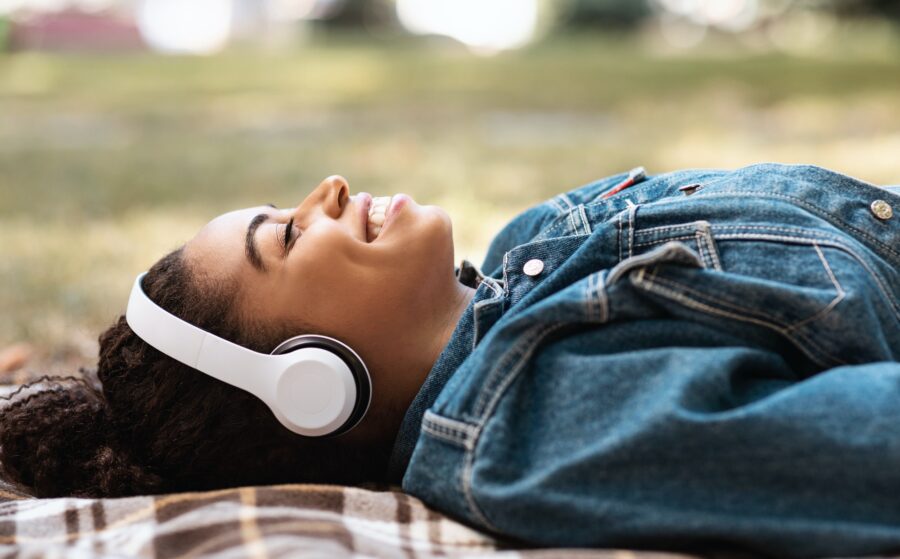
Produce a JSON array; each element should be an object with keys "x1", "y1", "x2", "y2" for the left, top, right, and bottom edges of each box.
[{"x1": 245, "y1": 203, "x2": 278, "y2": 273}]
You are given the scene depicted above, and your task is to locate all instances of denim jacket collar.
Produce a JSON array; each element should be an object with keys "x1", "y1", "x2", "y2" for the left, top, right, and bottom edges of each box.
[
  {"x1": 385, "y1": 259, "x2": 505, "y2": 484},
  {"x1": 455, "y1": 258, "x2": 483, "y2": 289}
]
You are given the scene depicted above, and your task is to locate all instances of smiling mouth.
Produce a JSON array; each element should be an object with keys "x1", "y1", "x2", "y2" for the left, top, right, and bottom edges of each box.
[{"x1": 366, "y1": 196, "x2": 392, "y2": 242}]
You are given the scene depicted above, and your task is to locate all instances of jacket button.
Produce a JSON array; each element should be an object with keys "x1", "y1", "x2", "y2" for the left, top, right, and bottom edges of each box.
[
  {"x1": 870, "y1": 199, "x2": 893, "y2": 220},
  {"x1": 523, "y1": 259, "x2": 544, "y2": 277}
]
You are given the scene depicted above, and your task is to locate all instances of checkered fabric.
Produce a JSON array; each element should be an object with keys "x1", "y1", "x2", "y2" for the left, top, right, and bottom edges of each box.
[
  {"x1": 0, "y1": 480, "x2": 703, "y2": 559},
  {"x1": 0, "y1": 384, "x2": 705, "y2": 558}
]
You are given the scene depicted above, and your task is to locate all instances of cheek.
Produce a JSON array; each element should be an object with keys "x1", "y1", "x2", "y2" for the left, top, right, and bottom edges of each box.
[{"x1": 284, "y1": 239, "x2": 364, "y2": 297}]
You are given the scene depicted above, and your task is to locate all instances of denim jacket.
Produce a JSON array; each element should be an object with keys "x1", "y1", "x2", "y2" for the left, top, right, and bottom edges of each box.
[{"x1": 386, "y1": 163, "x2": 900, "y2": 558}]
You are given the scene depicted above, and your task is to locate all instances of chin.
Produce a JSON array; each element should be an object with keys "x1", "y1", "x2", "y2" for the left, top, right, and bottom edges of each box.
[
  {"x1": 424, "y1": 204, "x2": 452, "y2": 227},
  {"x1": 426, "y1": 206, "x2": 454, "y2": 242},
  {"x1": 407, "y1": 206, "x2": 453, "y2": 256}
]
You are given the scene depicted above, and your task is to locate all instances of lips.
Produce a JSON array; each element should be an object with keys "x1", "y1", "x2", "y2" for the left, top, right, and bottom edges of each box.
[{"x1": 357, "y1": 192, "x2": 409, "y2": 242}]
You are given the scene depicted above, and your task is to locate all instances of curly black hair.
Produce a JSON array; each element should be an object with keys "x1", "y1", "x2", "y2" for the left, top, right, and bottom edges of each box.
[{"x1": 0, "y1": 247, "x2": 392, "y2": 498}]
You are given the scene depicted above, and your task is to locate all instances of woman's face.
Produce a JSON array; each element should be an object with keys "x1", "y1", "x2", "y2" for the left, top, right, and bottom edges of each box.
[{"x1": 182, "y1": 175, "x2": 466, "y2": 441}]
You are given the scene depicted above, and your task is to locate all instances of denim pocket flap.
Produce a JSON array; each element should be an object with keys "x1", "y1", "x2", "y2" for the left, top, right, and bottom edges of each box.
[
  {"x1": 607, "y1": 240, "x2": 704, "y2": 286},
  {"x1": 633, "y1": 233, "x2": 845, "y2": 335}
]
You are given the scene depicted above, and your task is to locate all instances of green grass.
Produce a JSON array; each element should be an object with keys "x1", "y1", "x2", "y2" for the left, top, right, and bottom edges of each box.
[{"x1": 2, "y1": 29, "x2": 900, "y2": 368}]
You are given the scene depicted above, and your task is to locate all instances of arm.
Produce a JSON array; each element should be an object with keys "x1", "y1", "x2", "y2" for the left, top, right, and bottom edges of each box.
[
  {"x1": 468, "y1": 237, "x2": 900, "y2": 558},
  {"x1": 474, "y1": 331, "x2": 900, "y2": 557}
]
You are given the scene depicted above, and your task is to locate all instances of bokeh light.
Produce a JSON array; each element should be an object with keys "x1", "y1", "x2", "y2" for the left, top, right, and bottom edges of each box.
[
  {"x1": 136, "y1": 0, "x2": 232, "y2": 54},
  {"x1": 396, "y1": 0, "x2": 539, "y2": 55}
]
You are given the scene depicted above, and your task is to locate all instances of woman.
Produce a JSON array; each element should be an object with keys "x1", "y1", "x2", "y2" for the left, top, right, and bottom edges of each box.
[{"x1": 2, "y1": 163, "x2": 900, "y2": 558}]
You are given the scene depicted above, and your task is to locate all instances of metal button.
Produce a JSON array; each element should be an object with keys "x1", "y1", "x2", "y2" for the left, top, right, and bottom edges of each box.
[
  {"x1": 523, "y1": 259, "x2": 544, "y2": 277},
  {"x1": 870, "y1": 199, "x2": 893, "y2": 220}
]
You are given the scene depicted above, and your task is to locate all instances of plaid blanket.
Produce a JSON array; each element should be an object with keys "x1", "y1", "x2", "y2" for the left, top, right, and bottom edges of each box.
[
  {"x1": 0, "y1": 384, "x2": 707, "y2": 558},
  {"x1": 0, "y1": 480, "x2": 704, "y2": 559}
]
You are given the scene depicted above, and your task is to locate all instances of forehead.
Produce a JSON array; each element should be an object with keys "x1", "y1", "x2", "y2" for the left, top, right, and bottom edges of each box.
[
  {"x1": 199, "y1": 206, "x2": 266, "y2": 238},
  {"x1": 184, "y1": 206, "x2": 273, "y2": 278}
]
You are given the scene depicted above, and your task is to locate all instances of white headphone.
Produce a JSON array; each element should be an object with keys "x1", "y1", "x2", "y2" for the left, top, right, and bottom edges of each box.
[{"x1": 125, "y1": 272, "x2": 372, "y2": 437}]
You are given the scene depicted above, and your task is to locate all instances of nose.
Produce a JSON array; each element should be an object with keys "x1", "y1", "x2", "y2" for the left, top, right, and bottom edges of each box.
[{"x1": 295, "y1": 175, "x2": 350, "y2": 219}]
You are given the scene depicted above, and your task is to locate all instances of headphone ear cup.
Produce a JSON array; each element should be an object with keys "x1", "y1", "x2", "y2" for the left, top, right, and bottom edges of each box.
[{"x1": 271, "y1": 334, "x2": 371, "y2": 437}]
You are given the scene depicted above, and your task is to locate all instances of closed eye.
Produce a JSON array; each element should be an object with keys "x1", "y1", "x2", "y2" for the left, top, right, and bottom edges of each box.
[{"x1": 280, "y1": 217, "x2": 300, "y2": 253}]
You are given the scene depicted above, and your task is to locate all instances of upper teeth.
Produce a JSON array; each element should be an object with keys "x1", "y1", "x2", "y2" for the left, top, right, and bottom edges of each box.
[{"x1": 367, "y1": 196, "x2": 390, "y2": 241}]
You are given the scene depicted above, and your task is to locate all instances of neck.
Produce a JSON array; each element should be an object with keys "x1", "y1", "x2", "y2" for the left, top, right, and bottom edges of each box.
[
  {"x1": 385, "y1": 277, "x2": 475, "y2": 440},
  {"x1": 340, "y1": 276, "x2": 476, "y2": 453},
  {"x1": 426, "y1": 278, "x2": 477, "y2": 375}
]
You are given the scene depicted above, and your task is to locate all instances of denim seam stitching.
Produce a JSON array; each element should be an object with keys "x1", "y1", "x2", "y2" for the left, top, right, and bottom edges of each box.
[
  {"x1": 786, "y1": 243, "x2": 847, "y2": 332},
  {"x1": 634, "y1": 231, "x2": 900, "y2": 318},
  {"x1": 636, "y1": 222, "x2": 725, "y2": 235},
  {"x1": 501, "y1": 252, "x2": 510, "y2": 296},
  {"x1": 643, "y1": 262, "x2": 841, "y2": 343},
  {"x1": 547, "y1": 220, "x2": 566, "y2": 239},
  {"x1": 463, "y1": 321, "x2": 568, "y2": 533},
  {"x1": 639, "y1": 226, "x2": 842, "y2": 239},
  {"x1": 586, "y1": 272, "x2": 609, "y2": 322},
  {"x1": 579, "y1": 204, "x2": 592, "y2": 235},
  {"x1": 635, "y1": 234, "x2": 697, "y2": 247},
  {"x1": 636, "y1": 273, "x2": 845, "y2": 368},
  {"x1": 714, "y1": 225, "x2": 847, "y2": 237},
  {"x1": 480, "y1": 277, "x2": 504, "y2": 298},
  {"x1": 694, "y1": 234, "x2": 711, "y2": 269},
  {"x1": 635, "y1": 225, "x2": 842, "y2": 246},
  {"x1": 714, "y1": 231, "x2": 848, "y2": 243},
  {"x1": 592, "y1": 271, "x2": 610, "y2": 322},
  {"x1": 703, "y1": 231, "x2": 723, "y2": 271},
  {"x1": 654, "y1": 191, "x2": 900, "y2": 262},
  {"x1": 548, "y1": 197, "x2": 567, "y2": 215},
  {"x1": 617, "y1": 212, "x2": 623, "y2": 264},
  {"x1": 696, "y1": 230, "x2": 723, "y2": 271},
  {"x1": 534, "y1": 216, "x2": 570, "y2": 242},
  {"x1": 552, "y1": 194, "x2": 574, "y2": 214},
  {"x1": 713, "y1": 233, "x2": 900, "y2": 318},
  {"x1": 421, "y1": 422, "x2": 469, "y2": 447},
  {"x1": 627, "y1": 203, "x2": 638, "y2": 258},
  {"x1": 422, "y1": 411, "x2": 477, "y2": 447},
  {"x1": 607, "y1": 242, "x2": 696, "y2": 285},
  {"x1": 421, "y1": 427, "x2": 463, "y2": 446},
  {"x1": 424, "y1": 412, "x2": 477, "y2": 440},
  {"x1": 567, "y1": 210, "x2": 577, "y2": 236},
  {"x1": 656, "y1": 273, "x2": 847, "y2": 368},
  {"x1": 638, "y1": 223, "x2": 843, "y2": 237},
  {"x1": 639, "y1": 232, "x2": 845, "y2": 249},
  {"x1": 471, "y1": 323, "x2": 556, "y2": 418}
]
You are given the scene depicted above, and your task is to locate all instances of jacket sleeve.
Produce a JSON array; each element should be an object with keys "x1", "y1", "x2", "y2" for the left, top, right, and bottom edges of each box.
[
  {"x1": 465, "y1": 241, "x2": 900, "y2": 558},
  {"x1": 470, "y1": 325, "x2": 900, "y2": 557}
]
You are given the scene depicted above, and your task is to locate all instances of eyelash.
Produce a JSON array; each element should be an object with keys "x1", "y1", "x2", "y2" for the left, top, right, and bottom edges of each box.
[{"x1": 280, "y1": 218, "x2": 298, "y2": 252}]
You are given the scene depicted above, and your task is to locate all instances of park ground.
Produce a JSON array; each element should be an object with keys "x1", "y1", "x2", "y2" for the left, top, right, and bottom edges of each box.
[{"x1": 2, "y1": 29, "x2": 900, "y2": 377}]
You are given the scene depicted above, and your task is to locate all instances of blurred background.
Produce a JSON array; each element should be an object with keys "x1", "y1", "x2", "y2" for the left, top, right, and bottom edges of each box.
[{"x1": 2, "y1": 0, "x2": 900, "y2": 377}]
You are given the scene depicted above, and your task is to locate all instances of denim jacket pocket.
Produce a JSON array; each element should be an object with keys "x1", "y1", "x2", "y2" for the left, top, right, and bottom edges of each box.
[{"x1": 627, "y1": 229, "x2": 847, "y2": 369}]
